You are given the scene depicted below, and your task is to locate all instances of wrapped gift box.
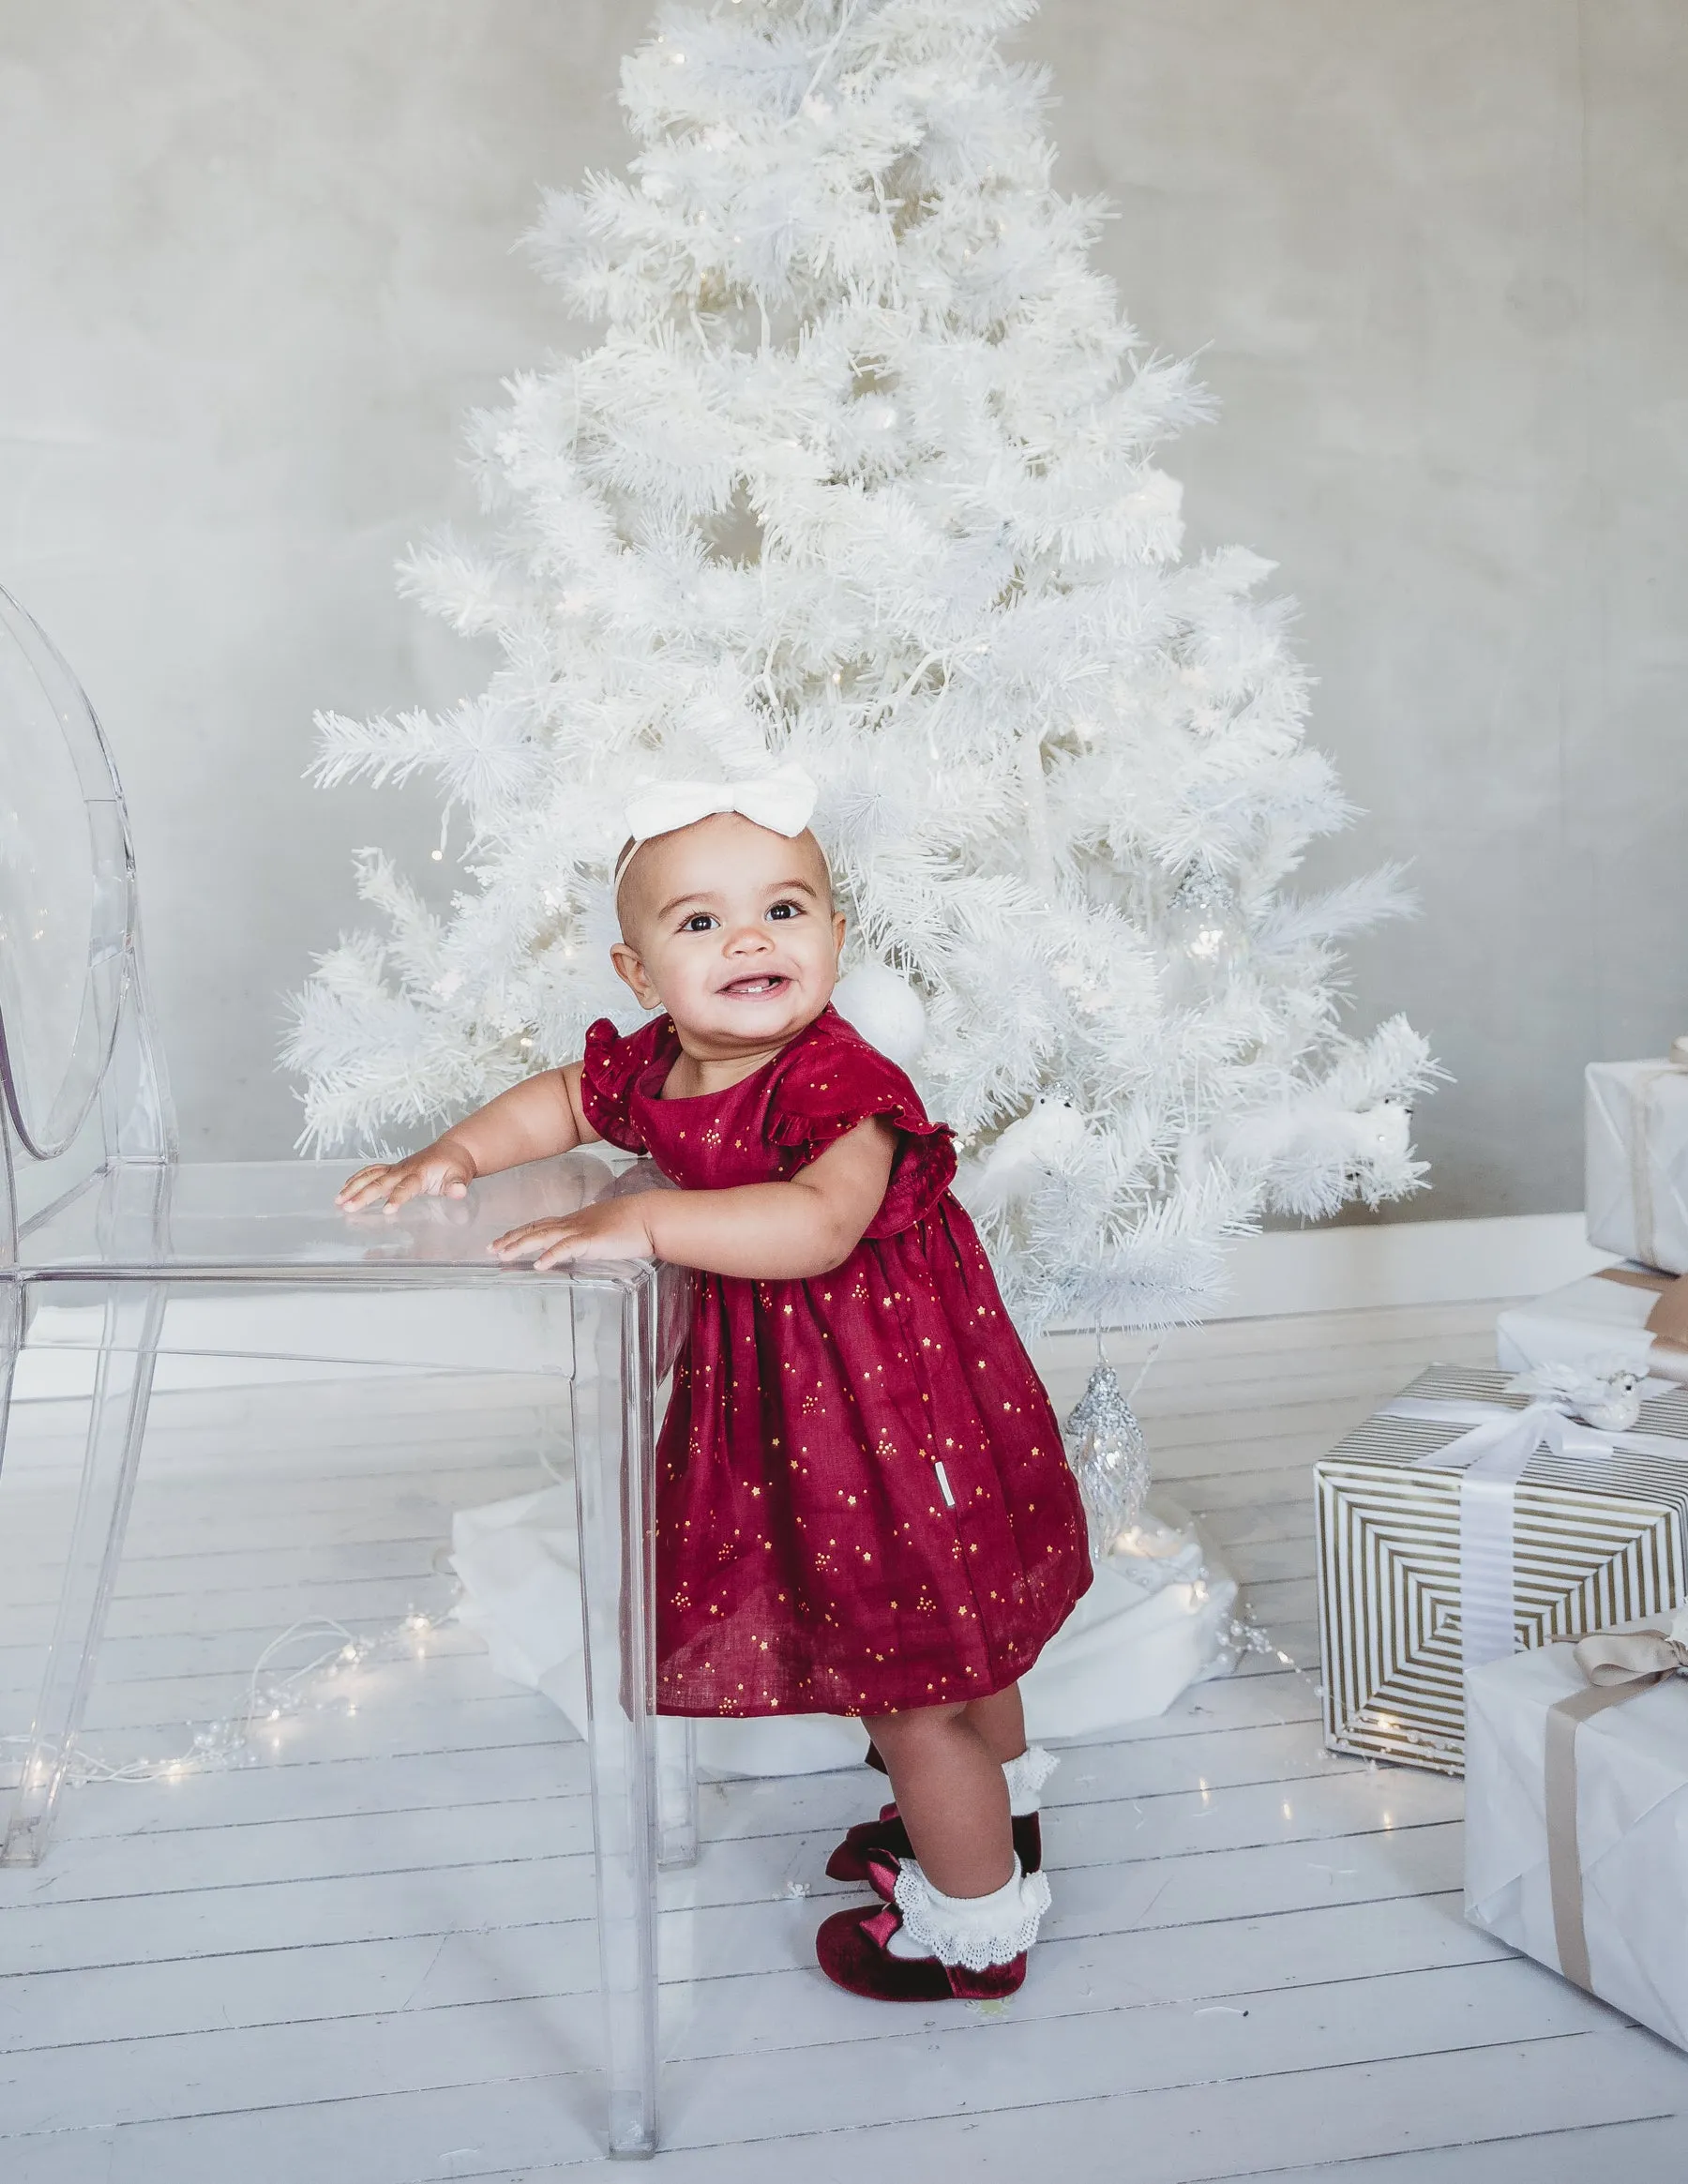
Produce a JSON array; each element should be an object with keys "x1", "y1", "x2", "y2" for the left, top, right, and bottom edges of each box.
[
  {"x1": 1466, "y1": 1621, "x2": 1688, "y2": 2052},
  {"x1": 1498, "y1": 1263, "x2": 1688, "y2": 1387},
  {"x1": 1587, "y1": 1053, "x2": 1688, "y2": 1274},
  {"x1": 1315, "y1": 1364, "x2": 1688, "y2": 1774}
]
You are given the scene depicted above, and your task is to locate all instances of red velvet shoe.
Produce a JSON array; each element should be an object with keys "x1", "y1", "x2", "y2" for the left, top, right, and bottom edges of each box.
[
  {"x1": 825, "y1": 1803, "x2": 1043, "y2": 1887},
  {"x1": 816, "y1": 1900, "x2": 1027, "y2": 2002}
]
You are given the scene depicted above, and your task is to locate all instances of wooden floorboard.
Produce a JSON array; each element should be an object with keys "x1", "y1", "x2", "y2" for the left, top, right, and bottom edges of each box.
[{"x1": 2, "y1": 1300, "x2": 1683, "y2": 2180}]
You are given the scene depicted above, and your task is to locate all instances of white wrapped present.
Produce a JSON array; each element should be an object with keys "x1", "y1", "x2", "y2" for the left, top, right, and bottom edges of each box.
[
  {"x1": 1466, "y1": 1616, "x2": 1688, "y2": 2051},
  {"x1": 1316, "y1": 1366, "x2": 1688, "y2": 1774},
  {"x1": 1498, "y1": 1263, "x2": 1688, "y2": 1387},
  {"x1": 1587, "y1": 1051, "x2": 1688, "y2": 1273}
]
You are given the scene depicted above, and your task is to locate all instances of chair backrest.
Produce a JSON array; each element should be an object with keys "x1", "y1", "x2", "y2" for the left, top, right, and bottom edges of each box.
[{"x1": 0, "y1": 585, "x2": 174, "y2": 1261}]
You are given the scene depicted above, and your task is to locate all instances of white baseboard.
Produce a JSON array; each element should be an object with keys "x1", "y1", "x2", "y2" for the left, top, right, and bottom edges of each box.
[{"x1": 1202, "y1": 1210, "x2": 1609, "y2": 1323}]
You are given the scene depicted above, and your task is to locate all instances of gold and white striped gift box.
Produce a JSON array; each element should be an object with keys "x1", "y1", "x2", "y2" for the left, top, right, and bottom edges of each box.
[{"x1": 1315, "y1": 1364, "x2": 1688, "y2": 1774}]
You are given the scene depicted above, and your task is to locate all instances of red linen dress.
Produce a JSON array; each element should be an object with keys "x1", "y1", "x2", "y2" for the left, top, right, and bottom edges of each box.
[{"x1": 580, "y1": 1004, "x2": 1092, "y2": 1719}]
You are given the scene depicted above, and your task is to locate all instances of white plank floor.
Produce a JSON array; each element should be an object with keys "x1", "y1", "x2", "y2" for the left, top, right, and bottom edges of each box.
[{"x1": 3, "y1": 1304, "x2": 1688, "y2": 2180}]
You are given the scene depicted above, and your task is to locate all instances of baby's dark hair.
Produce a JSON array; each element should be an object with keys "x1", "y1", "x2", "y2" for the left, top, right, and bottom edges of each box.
[{"x1": 611, "y1": 837, "x2": 640, "y2": 935}]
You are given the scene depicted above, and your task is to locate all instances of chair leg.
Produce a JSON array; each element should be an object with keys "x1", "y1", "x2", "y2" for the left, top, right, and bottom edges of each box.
[
  {"x1": 1, "y1": 1285, "x2": 164, "y2": 1867},
  {"x1": 572, "y1": 1273, "x2": 661, "y2": 2159},
  {"x1": 657, "y1": 1715, "x2": 698, "y2": 1871}
]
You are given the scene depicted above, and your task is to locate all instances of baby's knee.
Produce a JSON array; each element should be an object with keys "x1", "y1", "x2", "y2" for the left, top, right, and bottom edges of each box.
[{"x1": 866, "y1": 1701, "x2": 967, "y2": 1755}]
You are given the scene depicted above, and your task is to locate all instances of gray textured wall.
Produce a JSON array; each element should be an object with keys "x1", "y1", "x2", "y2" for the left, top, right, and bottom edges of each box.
[
  {"x1": 0, "y1": 0, "x2": 629, "y2": 1150},
  {"x1": 5, "y1": 1, "x2": 1684, "y2": 1214},
  {"x1": 1032, "y1": 0, "x2": 1688, "y2": 1219}
]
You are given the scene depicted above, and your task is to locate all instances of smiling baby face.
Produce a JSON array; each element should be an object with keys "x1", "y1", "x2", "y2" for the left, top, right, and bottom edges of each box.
[{"x1": 610, "y1": 813, "x2": 846, "y2": 1056}]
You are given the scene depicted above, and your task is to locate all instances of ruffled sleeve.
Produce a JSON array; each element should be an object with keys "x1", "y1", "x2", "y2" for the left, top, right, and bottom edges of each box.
[
  {"x1": 579, "y1": 1016, "x2": 663, "y2": 1153},
  {"x1": 765, "y1": 1017, "x2": 957, "y2": 1237}
]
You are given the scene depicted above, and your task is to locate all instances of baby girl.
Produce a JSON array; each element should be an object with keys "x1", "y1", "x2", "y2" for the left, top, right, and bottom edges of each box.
[{"x1": 338, "y1": 768, "x2": 1092, "y2": 2001}]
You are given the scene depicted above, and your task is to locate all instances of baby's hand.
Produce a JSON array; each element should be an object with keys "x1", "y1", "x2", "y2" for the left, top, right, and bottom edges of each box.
[
  {"x1": 337, "y1": 1145, "x2": 476, "y2": 1212},
  {"x1": 490, "y1": 1195, "x2": 656, "y2": 1271}
]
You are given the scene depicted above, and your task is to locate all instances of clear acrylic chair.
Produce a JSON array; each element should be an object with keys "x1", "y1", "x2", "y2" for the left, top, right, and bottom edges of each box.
[{"x1": 0, "y1": 584, "x2": 693, "y2": 2160}]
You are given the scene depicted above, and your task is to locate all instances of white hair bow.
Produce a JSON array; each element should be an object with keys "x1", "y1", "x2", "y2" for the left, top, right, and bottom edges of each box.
[{"x1": 614, "y1": 761, "x2": 818, "y2": 883}]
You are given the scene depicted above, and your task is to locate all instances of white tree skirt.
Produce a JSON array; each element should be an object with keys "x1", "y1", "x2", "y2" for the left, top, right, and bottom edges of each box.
[{"x1": 451, "y1": 1483, "x2": 1242, "y2": 1777}]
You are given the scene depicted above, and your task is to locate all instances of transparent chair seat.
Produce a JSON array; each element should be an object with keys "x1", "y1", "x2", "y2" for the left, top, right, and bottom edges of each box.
[
  {"x1": 23, "y1": 1152, "x2": 635, "y2": 1275},
  {"x1": 0, "y1": 586, "x2": 687, "y2": 2160}
]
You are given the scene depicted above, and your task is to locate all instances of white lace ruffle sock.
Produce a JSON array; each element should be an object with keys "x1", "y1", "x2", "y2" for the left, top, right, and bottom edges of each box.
[
  {"x1": 1002, "y1": 1743, "x2": 1058, "y2": 1817},
  {"x1": 886, "y1": 1859, "x2": 1052, "y2": 1967}
]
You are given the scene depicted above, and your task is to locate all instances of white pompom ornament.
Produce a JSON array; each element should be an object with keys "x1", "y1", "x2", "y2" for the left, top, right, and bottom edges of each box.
[{"x1": 833, "y1": 961, "x2": 927, "y2": 1066}]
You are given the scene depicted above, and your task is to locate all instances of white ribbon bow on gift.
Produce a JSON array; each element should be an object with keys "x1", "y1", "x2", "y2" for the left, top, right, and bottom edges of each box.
[
  {"x1": 614, "y1": 762, "x2": 818, "y2": 884},
  {"x1": 1382, "y1": 1393, "x2": 1686, "y2": 1674}
]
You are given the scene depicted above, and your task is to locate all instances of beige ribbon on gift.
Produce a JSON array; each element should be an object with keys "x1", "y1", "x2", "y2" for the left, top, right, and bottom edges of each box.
[
  {"x1": 1622, "y1": 1039, "x2": 1688, "y2": 1271},
  {"x1": 1545, "y1": 1623, "x2": 1688, "y2": 1991},
  {"x1": 1595, "y1": 1262, "x2": 1688, "y2": 1359}
]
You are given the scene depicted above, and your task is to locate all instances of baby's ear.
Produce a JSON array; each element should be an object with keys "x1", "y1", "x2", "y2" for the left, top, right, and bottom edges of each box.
[{"x1": 609, "y1": 939, "x2": 657, "y2": 1008}]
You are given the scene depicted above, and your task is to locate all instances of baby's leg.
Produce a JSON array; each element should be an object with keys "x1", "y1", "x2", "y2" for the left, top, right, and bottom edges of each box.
[
  {"x1": 863, "y1": 1701, "x2": 1015, "y2": 1898},
  {"x1": 836, "y1": 1694, "x2": 1051, "y2": 1990},
  {"x1": 865, "y1": 1680, "x2": 1022, "y2": 1774},
  {"x1": 962, "y1": 1680, "x2": 1027, "y2": 1765}
]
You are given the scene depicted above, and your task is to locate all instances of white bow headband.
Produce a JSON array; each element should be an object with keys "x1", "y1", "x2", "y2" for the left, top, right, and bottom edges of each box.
[{"x1": 612, "y1": 761, "x2": 819, "y2": 887}]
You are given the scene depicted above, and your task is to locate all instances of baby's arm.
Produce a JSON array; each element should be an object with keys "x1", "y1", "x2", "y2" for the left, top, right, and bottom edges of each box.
[
  {"x1": 490, "y1": 1117, "x2": 897, "y2": 1276},
  {"x1": 337, "y1": 1063, "x2": 599, "y2": 1212}
]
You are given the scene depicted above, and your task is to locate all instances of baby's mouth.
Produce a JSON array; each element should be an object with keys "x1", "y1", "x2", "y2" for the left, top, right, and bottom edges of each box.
[{"x1": 718, "y1": 973, "x2": 790, "y2": 999}]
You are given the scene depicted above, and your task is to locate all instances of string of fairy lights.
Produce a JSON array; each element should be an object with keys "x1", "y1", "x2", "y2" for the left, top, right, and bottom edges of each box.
[{"x1": 2, "y1": 1595, "x2": 461, "y2": 1790}]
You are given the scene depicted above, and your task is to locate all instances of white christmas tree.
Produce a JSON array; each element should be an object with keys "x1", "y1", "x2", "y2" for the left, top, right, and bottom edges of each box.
[{"x1": 290, "y1": 0, "x2": 1437, "y2": 1336}]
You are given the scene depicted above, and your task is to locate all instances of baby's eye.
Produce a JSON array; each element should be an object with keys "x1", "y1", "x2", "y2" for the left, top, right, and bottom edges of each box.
[
  {"x1": 766, "y1": 899, "x2": 803, "y2": 922},
  {"x1": 680, "y1": 912, "x2": 718, "y2": 934}
]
